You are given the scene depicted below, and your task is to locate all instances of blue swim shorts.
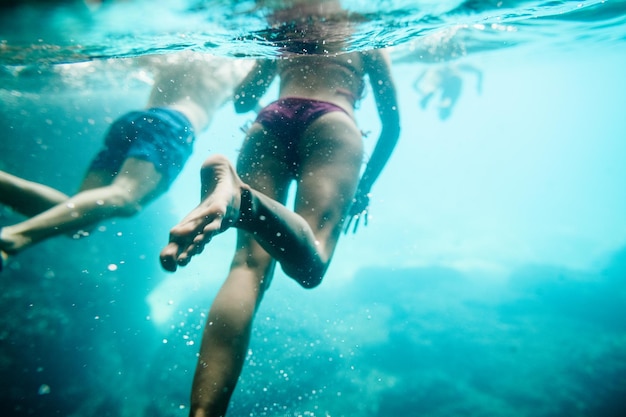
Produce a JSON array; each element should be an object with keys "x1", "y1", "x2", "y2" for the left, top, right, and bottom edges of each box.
[{"x1": 88, "y1": 107, "x2": 195, "y2": 191}]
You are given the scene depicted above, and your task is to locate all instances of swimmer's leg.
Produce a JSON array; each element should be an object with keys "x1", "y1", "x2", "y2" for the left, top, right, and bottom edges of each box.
[
  {"x1": 0, "y1": 170, "x2": 69, "y2": 217},
  {"x1": 160, "y1": 152, "x2": 327, "y2": 286},
  {"x1": 0, "y1": 158, "x2": 164, "y2": 255}
]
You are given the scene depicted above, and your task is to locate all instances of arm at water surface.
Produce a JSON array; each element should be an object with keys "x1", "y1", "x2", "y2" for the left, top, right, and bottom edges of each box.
[{"x1": 233, "y1": 59, "x2": 278, "y2": 113}]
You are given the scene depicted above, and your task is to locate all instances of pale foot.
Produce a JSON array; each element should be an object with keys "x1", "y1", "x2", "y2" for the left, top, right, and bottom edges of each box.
[{"x1": 160, "y1": 155, "x2": 247, "y2": 272}]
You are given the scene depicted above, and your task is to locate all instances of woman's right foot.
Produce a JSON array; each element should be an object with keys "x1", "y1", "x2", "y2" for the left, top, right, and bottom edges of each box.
[{"x1": 160, "y1": 155, "x2": 246, "y2": 272}]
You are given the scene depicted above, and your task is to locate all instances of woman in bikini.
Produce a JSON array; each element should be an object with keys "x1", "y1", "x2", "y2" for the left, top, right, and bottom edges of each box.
[{"x1": 159, "y1": 2, "x2": 401, "y2": 415}]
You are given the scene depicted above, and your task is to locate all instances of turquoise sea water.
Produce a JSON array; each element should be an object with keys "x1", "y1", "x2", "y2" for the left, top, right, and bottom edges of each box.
[{"x1": 1, "y1": 1, "x2": 626, "y2": 416}]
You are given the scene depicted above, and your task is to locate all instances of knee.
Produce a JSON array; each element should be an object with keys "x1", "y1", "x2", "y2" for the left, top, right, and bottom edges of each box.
[
  {"x1": 107, "y1": 191, "x2": 142, "y2": 217},
  {"x1": 283, "y1": 263, "x2": 326, "y2": 289},
  {"x1": 119, "y1": 204, "x2": 141, "y2": 217},
  {"x1": 299, "y1": 275, "x2": 323, "y2": 289}
]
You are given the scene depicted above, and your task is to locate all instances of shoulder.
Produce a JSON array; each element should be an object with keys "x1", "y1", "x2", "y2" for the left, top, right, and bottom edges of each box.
[
  {"x1": 361, "y1": 49, "x2": 391, "y2": 67},
  {"x1": 359, "y1": 50, "x2": 394, "y2": 83}
]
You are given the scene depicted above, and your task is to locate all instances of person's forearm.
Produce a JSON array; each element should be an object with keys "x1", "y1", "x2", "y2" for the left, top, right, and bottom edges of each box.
[
  {"x1": 234, "y1": 91, "x2": 261, "y2": 114},
  {"x1": 358, "y1": 126, "x2": 400, "y2": 192},
  {"x1": 233, "y1": 60, "x2": 276, "y2": 113}
]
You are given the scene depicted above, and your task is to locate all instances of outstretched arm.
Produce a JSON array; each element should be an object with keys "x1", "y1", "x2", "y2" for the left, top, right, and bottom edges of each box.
[
  {"x1": 412, "y1": 67, "x2": 429, "y2": 94},
  {"x1": 233, "y1": 59, "x2": 278, "y2": 113},
  {"x1": 459, "y1": 63, "x2": 483, "y2": 94},
  {"x1": 346, "y1": 49, "x2": 401, "y2": 232}
]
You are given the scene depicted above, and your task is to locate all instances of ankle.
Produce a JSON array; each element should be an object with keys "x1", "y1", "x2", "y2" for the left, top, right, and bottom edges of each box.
[{"x1": 236, "y1": 186, "x2": 254, "y2": 230}]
